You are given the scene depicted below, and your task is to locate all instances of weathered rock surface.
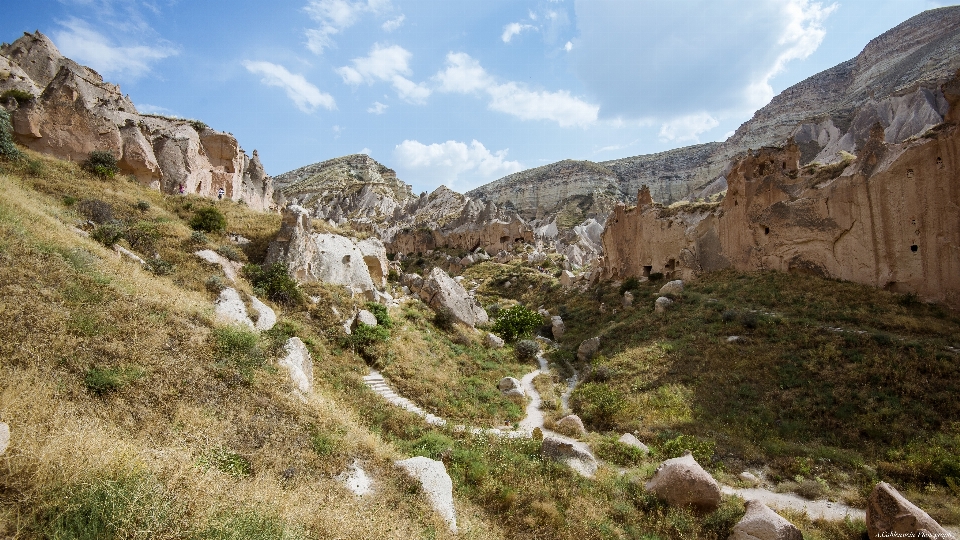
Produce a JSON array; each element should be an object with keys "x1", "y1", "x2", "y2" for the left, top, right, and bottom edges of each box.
[
  {"x1": 214, "y1": 288, "x2": 254, "y2": 330},
  {"x1": 540, "y1": 436, "x2": 598, "y2": 477},
  {"x1": 498, "y1": 377, "x2": 525, "y2": 398},
  {"x1": 659, "y1": 280, "x2": 684, "y2": 296},
  {"x1": 265, "y1": 205, "x2": 385, "y2": 300},
  {"x1": 551, "y1": 316, "x2": 565, "y2": 340},
  {"x1": 395, "y1": 457, "x2": 457, "y2": 533},
  {"x1": 866, "y1": 482, "x2": 950, "y2": 540},
  {"x1": 730, "y1": 500, "x2": 803, "y2": 540},
  {"x1": 418, "y1": 267, "x2": 488, "y2": 328},
  {"x1": 337, "y1": 460, "x2": 374, "y2": 496},
  {"x1": 279, "y1": 337, "x2": 313, "y2": 393},
  {"x1": 0, "y1": 422, "x2": 9, "y2": 455},
  {"x1": 622, "y1": 291, "x2": 634, "y2": 308},
  {"x1": 655, "y1": 297, "x2": 674, "y2": 313},
  {"x1": 645, "y1": 452, "x2": 721, "y2": 511},
  {"x1": 248, "y1": 296, "x2": 277, "y2": 332},
  {"x1": 0, "y1": 31, "x2": 274, "y2": 209},
  {"x1": 602, "y1": 90, "x2": 960, "y2": 307},
  {"x1": 555, "y1": 414, "x2": 587, "y2": 437},
  {"x1": 618, "y1": 433, "x2": 650, "y2": 455},
  {"x1": 559, "y1": 270, "x2": 576, "y2": 287},
  {"x1": 485, "y1": 333, "x2": 505, "y2": 349},
  {"x1": 196, "y1": 249, "x2": 241, "y2": 282},
  {"x1": 577, "y1": 337, "x2": 600, "y2": 362}
]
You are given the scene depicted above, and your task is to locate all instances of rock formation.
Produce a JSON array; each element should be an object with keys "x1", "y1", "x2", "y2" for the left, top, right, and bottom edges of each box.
[
  {"x1": 645, "y1": 452, "x2": 721, "y2": 511},
  {"x1": 602, "y1": 75, "x2": 960, "y2": 307},
  {"x1": 730, "y1": 500, "x2": 803, "y2": 540},
  {"x1": 0, "y1": 31, "x2": 274, "y2": 210},
  {"x1": 395, "y1": 457, "x2": 457, "y2": 533},
  {"x1": 498, "y1": 377, "x2": 525, "y2": 398},
  {"x1": 540, "y1": 436, "x2": 599, "y2": 477},
  {"x1": 279, "y1": 337, "x2": 313, "y2": 393},
  {"x1": 554, "y1": 414, "x2": 587, "y2": 437},
  {"x1": 866, "y1": 482, "x2": 950, "y2": 540},
  {"x1": 417, "y1": 267, "x2": 489, "y2": 328}
]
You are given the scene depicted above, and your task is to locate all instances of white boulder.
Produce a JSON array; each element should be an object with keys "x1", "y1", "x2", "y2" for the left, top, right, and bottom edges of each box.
[
  {"x1": 659, "y1": 279, "x2": 684, "y2": 296},
  {"x1": 248, "y1": 295, "x2": 276, "y2": 332},
  {"x1": 618, "y1": 433, "x2": 650, "y2": 455},
  {"x1": 577, "y1": 336, "x2": 600, "y2": 362},
  {"x1": 0, "y1": 422, "x2": 9, "y2": 455},
  {"x1": 551, "y1": 316, "x2": 565, "y2": 340},
  {"x1": 485, "y1": 333, "x2": 505, "y2": 349},
  {"x1": 279, "y1": 337, "x2": 313, "y2": 393},
  {"x1": 214, "y1": 288, "x2": 253, "y2": 330},
  {"x1": 655, "y1": 296, "x2": 674, "y2": 313},
  {"x1": 498, "y1": 377, "x2": 525, "y2": 398},
  {"x1": 645, "y1": 452, "x2": 721, "y2": 511},
  {"x1": 730, "y1": 500, "x2": 802, "y2": 540},
  {"x1": 396, "y1": 457, "x2": 457, "y2": 533},
  {"x1": 418, "y1": 267, "x2": 489, "y2": 328}
]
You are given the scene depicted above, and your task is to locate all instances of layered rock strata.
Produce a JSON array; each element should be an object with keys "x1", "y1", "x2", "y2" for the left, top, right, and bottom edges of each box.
[{"x1": 0, "y1": 31, "x2": 273, "y2": 210}]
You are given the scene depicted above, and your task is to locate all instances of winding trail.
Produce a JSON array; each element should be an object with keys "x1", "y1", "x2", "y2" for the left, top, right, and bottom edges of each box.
[{"x1": 362, "y1": 357, "x2": 870, "y2": 522}]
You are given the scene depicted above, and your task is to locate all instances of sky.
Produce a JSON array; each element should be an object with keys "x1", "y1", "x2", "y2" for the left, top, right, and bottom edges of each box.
[{"x1": 1, "y1": 0, "x2": 953, "y2": 194}]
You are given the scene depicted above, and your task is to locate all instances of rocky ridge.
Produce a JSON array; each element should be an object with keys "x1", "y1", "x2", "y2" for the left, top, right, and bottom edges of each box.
[{"x1": 0, "y1": 31, "x2": 274, "y2": 210}]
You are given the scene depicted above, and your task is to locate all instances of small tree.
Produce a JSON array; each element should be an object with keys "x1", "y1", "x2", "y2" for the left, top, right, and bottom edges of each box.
[
  {"x1": 0, "y1": 109, "x2": 21, "y2": 161},
  {"x1": 82, "y1": 150, "x2": 120, "y2": 179},
  {"x1": 243, "y1": 262, "x2": 303, "y2": 306},
  {"x1": 190, "y1": 207, "x2": 227, "y2": 233},
  {"x1": 492, "y1": 304, "x2": 543, "y2": 343}
]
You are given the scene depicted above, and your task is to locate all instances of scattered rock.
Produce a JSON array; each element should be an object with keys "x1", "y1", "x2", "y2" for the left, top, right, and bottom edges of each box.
[
  {"x1": 485, "y1": 333, "x2": 505, "y2": 349},
  {"x1": 401, "y1": 273, "x2": 423, "y2": 294},
  {"x1": 498, "y1": 377, "x2": 525, "y2": 398},
  {"x1": 114, "y1": 244, "x2": 146, "y2": 266},
  {"x1": 551, "y1": 316, "x2": 565, "y2": 340},
  {"x1": 866, "y1": 482, "x2": 951, "y2": 540},
  {"x1": 730, "y1": 500, "x2": 803, "y2": 540},
  {"x1": 0, "y1": 422, "x2": 8, "y2": 455},
  {"x1": 555, "y1": 414, "x2": 587, "y2": 437},
  {"x1": 248, "y1": 296, "x2": 276, "y2": 332},
  {"x1": 195, "y1": 249, "x2": 240, "y2": 282},
  {"x1": 279, "y1": 337, "x2": 313, "y2": 393},
  {"x1": 728, "y1": 335, "x2": 744, "y2": 343},
  {"x1": 655, "y1": 296, "x2": 674, "y2": 313},
  {"x1": 618, "y1": 433, "x2": 650, "y2": 455},
  {"x1": 560, "y1": 270, "x2": 576, "y2": 287},
  {"x1": 418, "y1": 267, "x2": 489, "y2": 328},
  {"x1": 577, "y1": 336, "x2": 600, "y2": 362},
  {"x1": 338, "y1": 460, "x2": 374, "y2": 496},
  {"x1": 622, "y1": 291, "x2": 634, "y2": 308},
  {"x1": 645, "y1": 452, "x2": 721, "y2": 511},
  {"x1": 659, "y1": 280, "x2": 684, "y2": 296},
  {"x1": 396, "y1": 457, "x2": 457, "y2": 533},
  {"x1": 214, "y1": 288, "x2": 254, "y2": 330},
  {"x1": 739, "y1": 471, "x2": 761, "y2": 485},
  {"x1": 355, "y1": 309, "x2": 379, "y2": 328},
  {"x1": 540, "y1": 436, "x2": 598, "y2": 477}
]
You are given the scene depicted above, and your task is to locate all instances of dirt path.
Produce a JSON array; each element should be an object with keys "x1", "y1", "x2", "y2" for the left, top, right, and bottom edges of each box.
[{"x1": 721, "y1": 486, "x2": 865, "y2": 522}]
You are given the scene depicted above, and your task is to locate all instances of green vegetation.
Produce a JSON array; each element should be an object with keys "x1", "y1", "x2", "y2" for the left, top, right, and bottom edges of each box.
[
  {"x1": 84, "y1": 365, "x2": 144, "y2": 395},
  {"x1": 492, "y1": 303, "x2": 543, "y2": 342},
  {"x1": 0, "y1": 109, "x2": 22, "y2": 161},
  {"x1": 514, "y1": 339, "x2": 539, "y2": 361},
  {"x1": 243, "y1": 261, "x2": 302, "y2": 305},
  {"x1": 190, "y1": 206, "x2": 227, "y2": 233},
  {"x1": 1, "y1": 88, "x2": 35, "y2": 105},
  {"x1": 81, "y1": 150, "x2": 120, "y2": 179}
]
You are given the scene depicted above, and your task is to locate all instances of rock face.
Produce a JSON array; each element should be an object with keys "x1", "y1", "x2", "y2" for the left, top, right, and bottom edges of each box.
[
  {"x1": 645, "y1": 453, "x2": 721, "y2": 511},
  {"x1": 577, "y1": 337, "x2": 600, "y2": 362},
  {"x1": 602, "y1": 89, "x2": 960, "y2": 307},
  {"x1": 279, "y1": 337, "x2": 313, "y2": 393},
  {"x1": 265, "y1": 205, "x2": 387, "y2": 300},
  {"x1": 395, "y1": 457, "x2": 457, "y2": 533},
  {"x1": 730, "y1": 500, "x2": 803, "y2": 540},
  {"x1": 0, "y1": 31, "x2": 274, "y2": 210},
  {"x1": 866, "y1": 482, "x2": 950, "y2": 540},
  {"x1": 417, "y1": 267, "x2": 489, "y2": 328},
  {"x1": 498, "y1": 377, "x2": 525, "y2": 398}
]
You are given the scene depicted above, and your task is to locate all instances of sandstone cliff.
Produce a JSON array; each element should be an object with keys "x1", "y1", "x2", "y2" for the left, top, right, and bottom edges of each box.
[
  {"x1": 600, "y1": 74, "x2": 960, "y2": 307},
  {"x1": 467, "y1": 6, "x2": 960, "y2": 218},
  {"x1": 0, "y1": 31, "x2": 274, "y2": 210}
]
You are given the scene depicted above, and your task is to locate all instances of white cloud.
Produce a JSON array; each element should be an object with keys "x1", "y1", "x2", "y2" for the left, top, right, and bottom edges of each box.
[
  {"x1": 304, "y1": 0, "x2": 393, "y2": 54},
  {"x1": 336, "y1": 43, "x2": 431, "y2": 103},
  {"x1": 434, "y1": 52, "x2": 598, "y2": 127},
  {"x1": 359, "y1": 147, "x2": 372, "y2": 155},
  {"x1": 136, "y1": 103, "x2": 178, "y2": 116},
  {"x1": 243, "y1": 61, "x2": 336, "y2": 113},
  {"x1": 564, "y1": 41, "x2": 573, "y2": 52},
  {"x1": 52, "y1": 18, "x2": 177, "y2": 79},
  {"x1": 502, "y1": 22, "x2": 536, "y2": 43},
  {"x1": 367, "y1": 101, "x2": 388, "y2": 114},
  {"x1": 394, "y1": 139, "x2": 522, "y2": 189},
  {"x1": 382, "y1": 14, "x2": 405, "y2": 31},
  {"x1": 658, "y1": 113, "x2": 720, "y2": 143}
]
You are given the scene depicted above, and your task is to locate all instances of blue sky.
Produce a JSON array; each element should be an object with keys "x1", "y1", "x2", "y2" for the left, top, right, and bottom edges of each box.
[{"x1": 2, "y1": 0, "x2": 952, "y2": 194}]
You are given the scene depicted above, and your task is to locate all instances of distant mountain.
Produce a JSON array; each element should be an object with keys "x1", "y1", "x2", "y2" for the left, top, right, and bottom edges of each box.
[{"x1": 468, "y1": 5, "x2": 960, "y2": 219}]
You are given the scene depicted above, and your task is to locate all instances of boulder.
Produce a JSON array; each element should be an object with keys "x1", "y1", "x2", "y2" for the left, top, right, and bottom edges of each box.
[
  {"x1": 623, "y1": 290, "x2": 634, "y2": 308},
  {"x1": 0, "y1": 422, "x2": 8, "y2": 455},
  {"x1": 730, "y1": 500, "x2": 803, "y2": 540},
  {"x1": 418, "y1": 267, "x2": 489, "y2": 328},
  {"x1": 401, "y1": 272, "x2": 423, "y2": 293},
  {"x1": 279, "y1": 337, "x2": 313, "y2": 393},
  {"x1": 618, "y1": 433, "x2": 650, "y2": 455},
  {"x1": 541, "y1": 436, "x2": 598, "y2": 477},
  {"x1": 355, "y1": 309, "x2": 379, "y2": 328},
  {"x1": 551, "y1": 316, "x2": 565, "y2": 340},
  {"x1": 214, "y1": 288, "x2": 254, "y2": 330},
  {"x1": 655, "y1": 296, "x2": 674, "y2": 313},
  {"x1": 659, "y1": 280, "x2": 684, "y2": 296},
  {"x1": 396, "y1": 457, "x2": 457, "y2": 533},
  {"x1": 555, "y1": 414, "x2": 587, "y2": 437},
  {"x1": 577, "y1": 336, "x2": 600, "y2": 362},
  {"x1": 560, "y1": 270, "x2": 575, "y2": 287},
  {"x1": 866, "y1": 482, "x2": 950, "y2": 540},
  {"x1": 739, "y1": 471, "x2": 760, "y2": 485},
  {"x1": 498, "y1": 377, "x2": 525, "y2": 398},
  {"x1": 195, "y1": 249, "x2": 240, "y2": 282},
  {"x1": 485, "y1": 333, "x2": 505, "y2": 349},
  {"x1": 645, "y1": 452, "x2": 721, "y2": 511},
  {"x1": 248, "y1": 296, "x2": 276, "y2": 332}
]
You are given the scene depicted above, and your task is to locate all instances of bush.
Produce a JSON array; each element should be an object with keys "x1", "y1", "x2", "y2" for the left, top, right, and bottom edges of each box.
[
  {"x1": 216, "y1": 244, "x2": 247, "y2": 263},
  {"x1": 135, "y1": 200, "x2": 150, "y2": 212},
  {"x1": 515, "y1": 339, "x2": 540, "y2": 361},
  {"x1": 570, "y1": 382, "x2": 625, "y2": 431},
  {"x1": 243, "y1": 262, "x2": 302, "y2": 306},
  {"x1": 205, "y1": 275, "x2": 227, "y2": 293},
  {"x1": 146, "y1": 258, "x2": 174, "y2": 276},
  {"x1": 90, "y1": 222, "x2": 125, "y2": 246},
  {"x1": 0, "y1": 109, "x2": 22, "y2": 161},
  {"x1": 433, "y1": 307, "x2": 456, "y2": 332},
  {"x1": 492, "y1": 304, "x2": 543, "y2": 342},
  {"x1": 190, "y1": 230, "x2": 209, "y2": 245},
  {"x1": 365, "y1": 302, "x2": 392, "y2": 328},
  {"x1": 84, "y1": 366, "x2": 142, "y2": 395},
  {"x1": 649, "y1": 272, "x2": 665, "y2": 282},
  {"x1": 213, "y1": 326, "x2": 265, "y2": 382},
  {"x1": 123, "y1": 220, "x2": 160, "y2": 252},
  {"x1": 659, "y1": 434, "x2": 716, "y2": 464},
  {"x1": 190, "y1": 207, "x2": 227, "y2": 233},
  {"x1": 199, "y1": 448, "x2": 252, "y2": 478},
  {"x1": 76, "y1": 198, "x2": 115, "y2": 224},
  {"x1": 619, "y1": 277, "x2": 641, "y2": 295},
  {"x1": 1, "y1": 88, "x2": 35, "y2": 105},
  {"x1": 346, "y1": 323, "x2": 391, "y2": 365},
  {"x1": 188, "y1": 119, "x2": 209, "y2": 132},
  {"x1": 82, "y1": 150, "x2": 120, "y2": 179}
]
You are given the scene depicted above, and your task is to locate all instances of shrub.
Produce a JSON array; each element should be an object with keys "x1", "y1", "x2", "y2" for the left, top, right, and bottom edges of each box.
[
  {"x1": 188, "y1": 119, "x2": 209, "y2": 132},
  {"x1": 205, "y1": 275, "x2": 226, "y2": 293},
  {"x1": 76, "y1": 198, "x2": 115, "y2": 224},
  {"x1": 82, "y1": 150, "x2": 120, "y2": 179},
  {"x1": 90, "y1": 222, "x2": 125, "y2": 246},
  {"x1": 199, "y1": 448, "x2": 252, "y2": 478},
  {"x1": 365, "y1": 302, "x2": 392, "y2": 328},
  {"x1": 515, "y1": 339, "x2": 539, "y2": 361},
  {"x1": 649, "y1": 272, "x2": 665, "y2": 282},
  {"x1": 619, "y1": 277, "x2": 641, "y2": 295},
  {"x1": 213, "y1": 326, "x2": 265, "y2": 382},
  {"x1": 346, "y1": 323, "x2": 391, "y2": 365},
  {"x1": 84, "y1": 365, "x2": 142, "y2": 395},
  {"x1": 0, "y1": 109, "x2": 22, "y2": 161},
  {"x1": 135, "y1": 200, "x2": 150, "y2": 212},
  {"x1": 25, "y1": 158, "x2": 43, "y2": 176},
  {"x1": 190, "y1": 230, "x2": 209, "y2": 245},
  {"x1": 190, "y1": 207, "x2": 227, "y2": 233},
  {"x1": 659, "y1": 434, "x2": 716, "y2": 464},
  {"x1": 1, "y1": 88, "x2": 35, "y2": 104},
  {"x1": 243, "y1": 262, "x2": 302, "y2": 306},
  {"x1": 570, "y1": 382, "x2": 625, "y2": 431},
  {"x1": 146, "y1": 258, "x2": 174, "y2": 276},
  {"x1": 216, "y1": 244, "x2": 247, "y2": 263},
  {"x1": 123, "y1": 220, "x2": 160, "y2": 252},
  {"x1": 433, "y1": 307, "x2": 456, "y2": 332},
  {"x1": 492, "y1": 304, "x2": 543, "y2": 342},
  {"x1": 387, "y1": 269, "x2": 400, "y2": 283}
]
